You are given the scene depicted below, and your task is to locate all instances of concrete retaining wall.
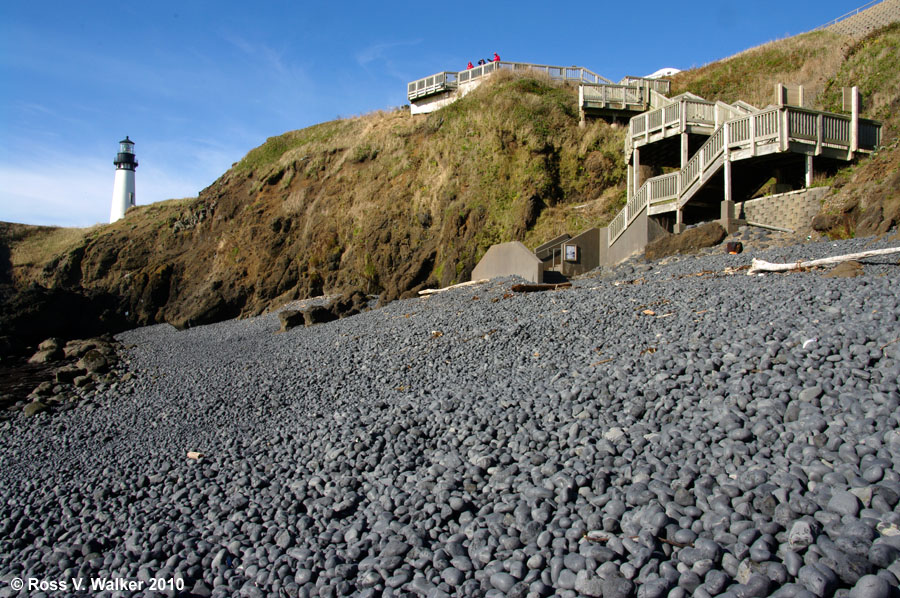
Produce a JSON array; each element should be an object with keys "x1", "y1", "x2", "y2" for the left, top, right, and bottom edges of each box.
[
  {"x1": 606, "y1": 207, "x2": 668, "y2": 265},
  {"x1": 736, "y1": 187, "x2": 830, "y2": 232}
]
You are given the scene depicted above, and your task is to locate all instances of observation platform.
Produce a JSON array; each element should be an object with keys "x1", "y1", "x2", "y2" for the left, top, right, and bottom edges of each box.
[{"x1": 407, "y1": 61, "x2": 672, "y2": 119}]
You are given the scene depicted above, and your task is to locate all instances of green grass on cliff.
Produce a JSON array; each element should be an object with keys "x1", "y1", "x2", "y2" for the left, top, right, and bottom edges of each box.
[
  {"x1": 671, "y1": 30, "x2": 848, "y2": 109},
  {"x1": 819, "y1": 22, "x2": 900, "y2": 134}
]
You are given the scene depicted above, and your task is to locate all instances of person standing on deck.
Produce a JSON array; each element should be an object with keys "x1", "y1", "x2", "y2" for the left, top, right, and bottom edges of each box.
[
  {"x1": 467, "y1": 61, "x2": 474, "y2": 69},
  {"x1": 492, "y1": 52, "x2": 500, "y2": 62}
]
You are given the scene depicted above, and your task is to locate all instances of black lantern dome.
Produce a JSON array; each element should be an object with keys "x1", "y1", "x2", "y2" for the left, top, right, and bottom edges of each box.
[{"x1": 114, "y1": 136, "x2": 138, "y2": 170}]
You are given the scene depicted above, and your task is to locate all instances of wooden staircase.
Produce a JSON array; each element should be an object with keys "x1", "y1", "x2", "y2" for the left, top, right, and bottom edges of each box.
[{"x1": 607, "y1": 94, "x2": 882, "y2": 254}]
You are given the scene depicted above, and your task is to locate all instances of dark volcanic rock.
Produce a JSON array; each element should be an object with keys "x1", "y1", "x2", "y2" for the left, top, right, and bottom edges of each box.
[
  {"x1": 644, "y1": 222, "x2": 728, "y2": 260},
  {"x1": 329, "y1": 289, "x2": 370, "y2": 319},
  {"x1": 54, "y1": 364, "x2": 86, "y2": 384},
  {"x1": 77, "y1": 349, "x2": 109, "y2": 374},
  {"x1": 302, "y1": 305, "x2": 338, "y2": 326},
  {"x1": 0, "y1": 284, "x2": 129, "y2": 357},
  {"x1": 278, "y1": 310, "x2": 304, "y2": 332}
]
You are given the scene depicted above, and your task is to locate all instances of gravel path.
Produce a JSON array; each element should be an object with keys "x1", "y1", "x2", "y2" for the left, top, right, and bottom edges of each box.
[{"x1": 1, "y1": 232, "x2": 899, "y2": 598}]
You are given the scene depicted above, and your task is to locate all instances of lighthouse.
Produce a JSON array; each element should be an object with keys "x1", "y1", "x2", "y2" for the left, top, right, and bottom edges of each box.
[{"x1": 109, "y1": 136, "x2": 138, "y2": 223}]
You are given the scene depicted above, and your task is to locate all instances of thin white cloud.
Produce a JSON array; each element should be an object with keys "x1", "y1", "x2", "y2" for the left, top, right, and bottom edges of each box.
[
  {"x1": 356, "y1": 39, "x2": 422, "y2": 68},
  {"x1": 221, "y1": 32, "x2": 299, "y2": 80}
]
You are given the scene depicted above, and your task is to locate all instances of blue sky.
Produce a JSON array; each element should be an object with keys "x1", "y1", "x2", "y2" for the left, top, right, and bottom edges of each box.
[{"x1": 0, "y1": 0, "x2": 871, "y2": 227}]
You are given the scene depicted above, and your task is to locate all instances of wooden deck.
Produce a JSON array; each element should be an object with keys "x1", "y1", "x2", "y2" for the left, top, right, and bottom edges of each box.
[
  {"x1": 579, "y1": 77, "x2": 672, "y2": 118},
  {"x1": 608, "y1": 101, "x2": 882, "y2": 245}
]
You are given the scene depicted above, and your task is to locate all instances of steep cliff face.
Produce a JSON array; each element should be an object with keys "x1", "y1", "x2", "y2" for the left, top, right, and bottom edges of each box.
[{"x1": 4, "y1": 73, "x2": 627, "y2": 347}]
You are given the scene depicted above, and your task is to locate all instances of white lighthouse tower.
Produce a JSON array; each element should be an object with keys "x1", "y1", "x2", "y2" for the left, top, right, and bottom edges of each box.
[{"x1": 109, "y1": 136, "x2": 138, "y2": 223}]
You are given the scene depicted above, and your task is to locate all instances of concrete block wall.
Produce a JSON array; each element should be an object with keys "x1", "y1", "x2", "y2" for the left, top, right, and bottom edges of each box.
[{"x1": 736, "y1": 187, "x2": 831, "y2": 232}]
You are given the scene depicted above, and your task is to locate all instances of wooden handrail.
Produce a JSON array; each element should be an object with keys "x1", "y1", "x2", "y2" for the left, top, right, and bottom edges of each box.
[
  {"x1": 817, "y1": 0, "x2": 883, "y2": 29},
  {"x1": 408, "y1": 61, "x2": 613, "y2": 101}
]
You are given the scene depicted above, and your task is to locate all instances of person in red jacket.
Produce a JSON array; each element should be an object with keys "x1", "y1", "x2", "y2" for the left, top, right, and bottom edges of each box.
[
  {"x1": 492, "y1": 52, "x2": 500, "y2": 62},
  {"x1": 467, "y1": 61, "x2": 474, "y2": 69}
]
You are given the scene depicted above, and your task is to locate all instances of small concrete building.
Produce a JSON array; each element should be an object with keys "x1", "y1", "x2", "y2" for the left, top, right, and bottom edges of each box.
[
  {"x1": 557, "y1": 227, "x2": 602, "y2": 278},
  {"x1": 472, "y1": 241, "x2": 544, "y2": 283}
]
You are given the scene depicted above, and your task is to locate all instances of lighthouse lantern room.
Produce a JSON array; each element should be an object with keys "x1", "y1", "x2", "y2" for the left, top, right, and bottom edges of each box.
[{"x1": 109, "y1": 136, "x2": 138, "y2": 223}]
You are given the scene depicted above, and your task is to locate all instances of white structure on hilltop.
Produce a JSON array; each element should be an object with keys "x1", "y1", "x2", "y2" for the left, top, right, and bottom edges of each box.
[
  {"x1": 643, "y1": 67, "x2": 681, "y2": 79},
  {"x1": 109, "y1": 136, "x2": 138, "y2": 223}
]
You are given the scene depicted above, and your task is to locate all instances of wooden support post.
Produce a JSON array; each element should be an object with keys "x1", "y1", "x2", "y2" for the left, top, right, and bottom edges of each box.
[
  {"x1": 805, "y1": 155, "x2": 814, "y2": 188},
  {"x1": 680, "y1": 133, "x2": 689, "y2": 170},
  {"x1": 723, "y1": 122, "x2": 732, "y2": 202},
  {"x1": 780, "y1": 108, "x2": 789, "y2": 152},
  {"x1": 749, "y1": 114, "x2": 757, "y2": 157},
  {"x1": 816, "y1": 113, "x2": 823, "y2": 155},
  {"x1": 675, "y1": 207, "x2": 685, "y2": 233},
  {"x1": 578, "y1": 86, "x2": 586, "y2": 128},
  {"x1": 633, "y1": 148, "x2": 641, "y2": 197},
  {"x1": 723, "y1": 160, "x2": 732, "y2": 202},
  {"x1": 850, "y1": 85, "x2": 859, "y2": 158},
  {"x1": 627, "y1": 164, "x2": 633, "y2": 200},
  {"x1": 721, "y1": 122, "x2": 735, "y2": 233}
]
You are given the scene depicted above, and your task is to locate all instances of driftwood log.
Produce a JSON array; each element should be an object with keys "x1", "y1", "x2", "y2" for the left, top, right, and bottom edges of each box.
[
  {"x1": 747, "y1": 247, "x2": 900, "y2": 275},
  {"x1": 510, "y1": 282, "x2": 572, "y2": 292},
  {"x1": 418, "y1": 279, "x2": 489, "y2": 295}
]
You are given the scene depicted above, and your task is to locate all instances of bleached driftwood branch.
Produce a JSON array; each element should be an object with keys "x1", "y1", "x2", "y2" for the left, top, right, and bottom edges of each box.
[
  {"x1": 747, "y1": 247, "x2": 900, "y2": 274},
  {"x1": 418, "y1": 279, "x2": 489, "y2": 295},
  {"x1": 511, "y1": 282, "x2": 572, "y2": 292}
]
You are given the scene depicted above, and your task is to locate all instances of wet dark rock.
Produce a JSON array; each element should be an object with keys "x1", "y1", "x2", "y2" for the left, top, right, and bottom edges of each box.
[
  {"x1": 27, "y1": 338, "x2": 64, "y2": 364},
  {"x1": 278, "y1": 310, "x2": 304, "y2": 332},
  {"x1": 302, "y1": 305, "x2": 338, "y2": 327},
  {"x1": 644, "y1": 222, "x2": 727, "y2": 260},
  {"x1": 54, "y1": 364, "x2": 85, "y2": 383},
  {"x1": 22, "y1": 400, "x2": 48, "y2": 417},
  {"x1": 77, "y1": 349, "x2": 108, "y2": 374}
]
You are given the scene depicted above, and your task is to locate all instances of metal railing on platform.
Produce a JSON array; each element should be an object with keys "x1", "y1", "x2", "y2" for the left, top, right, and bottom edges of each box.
[
  {"x1": 817, "y1": 0, "x2": 883, "y2": 29},
  {"x1": 408, "y1": 71, "x2": 459, "y2": 100},
  {"x1": 408, "y1": 61, "x2": 612, "y2": 101}
]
